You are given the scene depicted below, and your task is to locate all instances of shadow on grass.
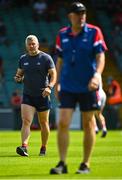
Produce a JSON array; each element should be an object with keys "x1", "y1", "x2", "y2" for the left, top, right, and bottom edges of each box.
[
  {"x1": 0, "y1": 155, "x2": 22, "y2": 157},
  {"x1": 0, "y1": 173, "x2": 59, "y2": 179}
]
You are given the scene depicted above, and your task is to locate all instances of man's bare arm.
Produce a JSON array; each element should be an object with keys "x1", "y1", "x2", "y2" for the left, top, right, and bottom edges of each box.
[
  {"x1": 48, "y1": 67, "x2": 57, "y2": 89},
  {"x1": 88, "y1": 52, "x2": 105, "y2": 91},
  {"x1": 42, "y1": 67, "x2": 57, "y2": 97}
]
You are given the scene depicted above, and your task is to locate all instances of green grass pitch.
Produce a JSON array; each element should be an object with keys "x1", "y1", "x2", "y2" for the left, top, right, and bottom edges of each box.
[{"x1": 0, "y1": 130, "x2": 122, "y2": 179}]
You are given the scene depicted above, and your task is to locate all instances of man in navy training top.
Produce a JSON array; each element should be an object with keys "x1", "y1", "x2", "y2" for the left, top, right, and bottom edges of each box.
[
  {"x1": 14, "y1": 35, "x2": 57, "y2": 156},
  {"x1": 50, "y1": 1, "x2": 108, "y2": 174}
]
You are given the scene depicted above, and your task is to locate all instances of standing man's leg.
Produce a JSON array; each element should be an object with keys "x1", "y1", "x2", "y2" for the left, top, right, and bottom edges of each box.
[
  {"x1": 16, "y1": 104, "x2": 35, "y2": 156},
  {"x1": 57, "y1": 109, "x2": 74, "y2": 162},
  {"x1": 38, "y1": 110, "x2": 50, "y2": 155},
  {"x1": 76, "y1": 111, "x2": 96, "y2": 173},
  {"x1": 82, "y1": 111, "x2": 96, "y2": 166},
  {"x1": 50, "y1": 108, "x2": 74, "y2": 174}
]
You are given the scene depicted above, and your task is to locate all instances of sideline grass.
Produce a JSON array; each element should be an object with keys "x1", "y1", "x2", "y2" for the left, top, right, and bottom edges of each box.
[{"x1": 0, "y1": 130, "x2": 122, "y2": 179}]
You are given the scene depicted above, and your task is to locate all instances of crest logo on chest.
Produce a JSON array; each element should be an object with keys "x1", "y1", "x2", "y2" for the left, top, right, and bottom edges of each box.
[
  {"x1": 24, "y1": 62, "x2": 29, "y2": 65},
  {"x1": 37, "y1": 62, "x2": 41, "y2": 65}
]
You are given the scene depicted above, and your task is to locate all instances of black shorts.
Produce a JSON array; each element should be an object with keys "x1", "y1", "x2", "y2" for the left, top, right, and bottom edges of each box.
[
  {"x1": 59, "y1": 90, "x2": 101, "y2": 111},
  {"x1": 22, "y1": 94, "x2": 51, "y2": 112}
]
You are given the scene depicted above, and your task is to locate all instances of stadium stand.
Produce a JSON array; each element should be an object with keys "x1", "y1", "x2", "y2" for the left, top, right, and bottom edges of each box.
[{"x1": 91, "y1": 0, "x2": 122, "y2": 73}]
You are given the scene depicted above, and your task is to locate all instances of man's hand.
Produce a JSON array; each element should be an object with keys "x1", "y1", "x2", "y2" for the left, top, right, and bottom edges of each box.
[
  {"x1": 88, "y1": 72, "x2": 101, "y2": 91},
  {"x1": 88, "y1": 76, "x2": 99, "y2": 91},
  {"x1": 14, "y1": 75, "x2": 24, "y2": 83},
  {"x1": 42, "y1": 87, "x2": 51, "y2": 97}
]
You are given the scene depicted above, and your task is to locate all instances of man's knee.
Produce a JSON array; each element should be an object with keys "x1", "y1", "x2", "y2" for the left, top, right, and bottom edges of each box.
[
  {"x1": 40, "y1": 120, "x2": 48, "y2": 127},
  {"x1": 82, "y1": 112, "x2": 95, "y2": 130},
  {"x1": 22, "y1": 118, "x2": 31, "y2": 126},
  {"x1": 58, "y1": 119, "x2": 69, "y2": 130}
]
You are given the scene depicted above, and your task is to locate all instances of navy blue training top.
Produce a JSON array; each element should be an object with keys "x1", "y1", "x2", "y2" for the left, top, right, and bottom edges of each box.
[
  {"x1": 56, "y1": 23, "x2": 108, "y2": 93},
  {"x1": 18, "y1": 52, "x2": 55, "y2": 96}
]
